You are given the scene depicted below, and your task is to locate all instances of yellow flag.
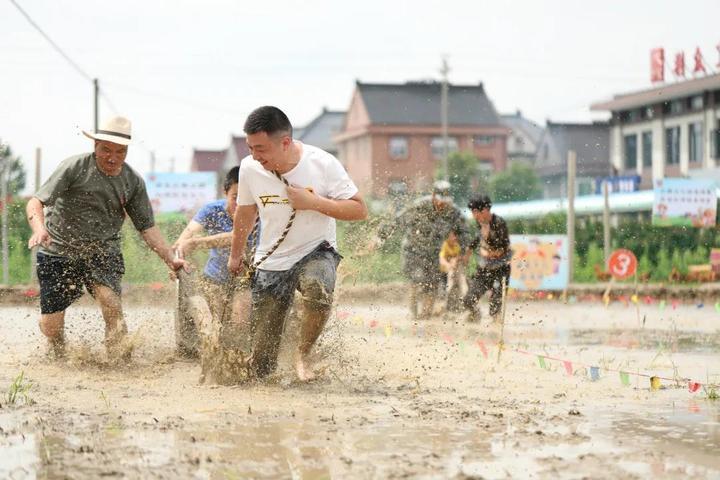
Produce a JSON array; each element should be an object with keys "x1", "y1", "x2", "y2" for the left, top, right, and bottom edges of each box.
[
  {"x1": 384, "y1": 325, "x2": 392, "y2": 337},
  {"x1": 631, "y1": 294, "x2": 639, "y2": 304},
  {"x1": 650, "y1": 376, "x2": 661, "y2": 390}
]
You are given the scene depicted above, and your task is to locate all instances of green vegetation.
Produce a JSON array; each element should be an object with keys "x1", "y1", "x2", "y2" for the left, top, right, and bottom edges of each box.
[{"x1": 6, "y1": 371, "x2": 32, "y2": 406}]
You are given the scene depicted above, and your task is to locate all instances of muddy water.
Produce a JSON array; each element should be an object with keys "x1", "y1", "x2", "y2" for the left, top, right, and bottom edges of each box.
[{"x1": 0, "y1": 300, "x2": 719, "y2": 479}]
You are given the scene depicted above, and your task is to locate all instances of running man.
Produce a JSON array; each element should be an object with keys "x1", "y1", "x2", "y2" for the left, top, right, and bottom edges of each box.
[
  {"x1": 228, "y1": 106, "x2": 367, "y2": 381},
  {"x1": 26, "y1": 116, "x2": 187, "y2": 360}
]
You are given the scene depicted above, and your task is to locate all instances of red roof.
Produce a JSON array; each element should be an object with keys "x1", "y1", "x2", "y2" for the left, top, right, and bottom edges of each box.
[
  {"x1": 231, "y1": 136, "x2": 250, "y2": 160},
  {"x1": 190, "y1": 149, "x2": 226, "y2": 172}
]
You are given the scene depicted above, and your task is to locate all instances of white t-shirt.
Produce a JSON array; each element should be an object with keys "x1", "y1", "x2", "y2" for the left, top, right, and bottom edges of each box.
[{"x1": 236, "y1": 142, "x2": 358, "y2": 271}]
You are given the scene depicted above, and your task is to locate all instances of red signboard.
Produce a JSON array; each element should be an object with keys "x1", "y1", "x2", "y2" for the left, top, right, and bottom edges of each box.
[
  {"x1": 650, "y1": 48, "x2": 664, "y2": 83},
  {"x1": 693, "y1": 47, "x2": 707, "y2": 75},
  {"x1": 608, "y1": 249, "x2": 637, "y2": 280},
  {"x1": 673, "y1": 51, "x2": 686, "y2": 78}
]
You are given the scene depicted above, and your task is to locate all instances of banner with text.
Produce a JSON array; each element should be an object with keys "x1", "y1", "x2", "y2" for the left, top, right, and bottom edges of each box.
[
  {"x1": 145, "y1": 172, "x2": 217, "y2": 214},
  {"x1": 652, "y1": 178, "x2": 717, "y2": 227}
]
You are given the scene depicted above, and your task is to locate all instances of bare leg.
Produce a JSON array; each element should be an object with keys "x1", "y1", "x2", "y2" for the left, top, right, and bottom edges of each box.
[
  {"x1": 419, "y1": 291, "x2": 435, "y2": 319},
  {"x1": 408, "y1": 284, "x2": 418, "y2": 319},
  {"x1": 39, "y1": 311, "x2": 66, "y2": 358},
  {"x1": 92, "y1": 285, "x2": 128, "y2": 360}
]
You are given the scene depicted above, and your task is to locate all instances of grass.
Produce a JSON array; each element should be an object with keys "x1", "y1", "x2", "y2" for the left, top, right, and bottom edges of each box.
[{"x1": 6, "y1": 371, "x2": 33, "y2": 406}]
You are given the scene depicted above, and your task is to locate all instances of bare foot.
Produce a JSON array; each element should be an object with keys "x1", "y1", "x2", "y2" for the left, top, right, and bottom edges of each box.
[
  {"x1": 295, "y1": 354, "x2": 316, "y2": 382},
  {"x1": 47, "y1": 335, "x2": 66, "y2": 360}
]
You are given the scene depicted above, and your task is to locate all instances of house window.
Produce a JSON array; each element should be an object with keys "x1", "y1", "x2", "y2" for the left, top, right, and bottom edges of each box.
[
  {"x1": 641, "y1": 106, "x2": 655, "y2": 120},
  {"x1": 689, "y1": 95, "x2": 704, "y2": 111},
  {"x1": 388, "y1": 136, "x2": 408, "y2": 159},
  {"x1": 642, "y1": 131, "x2": 652, "y2": 168},
  {"x1": 514, "y1": 135, "x2": 525, "y2": 150},
  {"x1": 473, "y1": 135, "x2": 495, "y2": 146},
  {"x1": 663, "y1": 99, "x2": 684, "y2": 115},
  {"x1": 430, "y1": 136, "x2": 458, "y2": 159},
  {"x1": 478, "y1": 159, "x2": 494, "y2": 173},
  {"x1": 624, "y1": 134, "x2": 637, "y2": 170},
  {"x1": 689, "y1": 122, "x2": 703, "y2": 163},
  {"x1": 665, "y1": 127, "x2": 680, "y2": 165}
]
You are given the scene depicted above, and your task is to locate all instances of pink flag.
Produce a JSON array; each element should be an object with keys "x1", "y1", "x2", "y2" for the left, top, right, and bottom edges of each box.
[
  {"x1": 476, "y1": 339, "x2": 488, "y2": 359},
  {"x1": 337, "y1": 310, "x2": 351, "y2": 320},
  {"x1": 442, "y1": 333, "x2": 454, "y2": 345},
  {"x1": 688, "y1": 382, "x2": 701, "y2": 393},
  {"x1": 369, "y1": 320, "x2": 378, "y2": 329},
  {"x1": 563, "y1": 361, "x2": 573, "y2": 376}
]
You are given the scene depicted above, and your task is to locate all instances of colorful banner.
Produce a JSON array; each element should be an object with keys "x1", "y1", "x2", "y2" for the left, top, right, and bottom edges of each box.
[
  {"x1": 145, "y1": 172, "x2": 217, "y2": 214},
  {"x1": 509, "y1": 235, "x2": 569, "y2": 291},
  {"x1": 652, "y1": 178, "x2": 717, "y2": 227}
]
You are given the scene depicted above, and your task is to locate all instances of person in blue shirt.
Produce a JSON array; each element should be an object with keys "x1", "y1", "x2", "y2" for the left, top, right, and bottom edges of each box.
[{"x1": 173, "y1": 166, "x2": 258, "y2": 357}]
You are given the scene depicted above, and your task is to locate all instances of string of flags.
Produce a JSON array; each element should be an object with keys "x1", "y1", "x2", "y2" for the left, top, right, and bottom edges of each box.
[
  {"x1": 506, "y1": 289, "x2": 717, "y2": 311},
  {"x1": 336, "y1": 309, "x2": 718, "y2": 394}
]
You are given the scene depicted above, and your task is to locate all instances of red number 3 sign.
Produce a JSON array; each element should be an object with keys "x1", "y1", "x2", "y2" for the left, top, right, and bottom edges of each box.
[{"x1": 608, "y1": 249, "x2": 637, "y2": 280}]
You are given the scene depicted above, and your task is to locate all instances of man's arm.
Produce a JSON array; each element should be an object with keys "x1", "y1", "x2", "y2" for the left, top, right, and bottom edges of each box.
[
  {"x1": 228, "y1": 204, "x2": 258, "y2": 275},
  {"x1": 26, "y1": 197, "x2": 51, "y2": 249},
  {"x1": 140, "y1": 226, "x2": 188, "y2": 271},
  {"x1": 177, "y1": 232, "x2": 233, "y2": 258},
  {"x1": 285, "y1": 188, "x2": 367, "y2": 221}
]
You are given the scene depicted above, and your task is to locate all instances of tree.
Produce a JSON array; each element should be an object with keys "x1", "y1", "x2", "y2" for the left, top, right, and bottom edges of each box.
[
  {"x1": 489, "y1": 163, "x2": 542, "y2": 203},
  {"x1": 0, "y1": 143, "x2": 26, "y2": 195},
  {"x1": 438, "y1": 151, "x2": 489, "y2": 207}
]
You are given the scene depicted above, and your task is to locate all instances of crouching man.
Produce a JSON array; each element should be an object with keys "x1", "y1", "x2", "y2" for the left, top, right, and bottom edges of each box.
[
  {"x1": 228, "y1": 106, "x2": 367, "y2": 381},
  {"x1": 26, "y1": 117, "x2": 187, "y2": 360}
]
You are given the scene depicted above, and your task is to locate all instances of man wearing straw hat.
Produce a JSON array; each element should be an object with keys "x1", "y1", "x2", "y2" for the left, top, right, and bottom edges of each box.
[{"x1": 26, "y1": 116, "x2": 187, "y2": 360}]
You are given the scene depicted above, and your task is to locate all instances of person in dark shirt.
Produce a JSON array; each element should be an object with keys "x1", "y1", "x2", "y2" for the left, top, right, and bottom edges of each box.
[{"x1": 462, "y1": 195, "x2": 512, "y2": 323}]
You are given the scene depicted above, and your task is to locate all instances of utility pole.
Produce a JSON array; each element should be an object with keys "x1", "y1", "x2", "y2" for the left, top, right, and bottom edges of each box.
[
  {"x1": 566, "y1": 151, "x2": 577, "y2": 286},
  {"x1": 150, "y1": 151, "x2": 157, "y2": 173},
  {"x1": 94, "y1": 78, "x2": 99, "y2": 131},
  {"x1": 169, "y1": 156, "x2": 175, "y2": 173},
  {"x1": 1, "y1": 156, "x2": 8, "y2": 285},
  {"x1": 440, "y1": 56, "x2": 450, "y2": 181},
  {"x1": 603, "y1": 180, "x2": 611, "y2": 264}
]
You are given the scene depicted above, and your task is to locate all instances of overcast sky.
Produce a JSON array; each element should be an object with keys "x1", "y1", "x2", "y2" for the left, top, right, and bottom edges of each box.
[{"x1": 1, "y1": 0, "x2": 718, "y2": 190}]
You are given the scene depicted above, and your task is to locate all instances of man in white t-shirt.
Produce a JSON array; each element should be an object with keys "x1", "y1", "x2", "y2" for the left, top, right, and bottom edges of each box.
[{"x1": 228, "y1": 106, "x2": 367, "y2": 381}]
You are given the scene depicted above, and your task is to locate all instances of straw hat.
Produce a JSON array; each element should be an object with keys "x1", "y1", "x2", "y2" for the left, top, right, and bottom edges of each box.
[{"x1": 82, "y1": 116, "x2": 132, "y2": 146}]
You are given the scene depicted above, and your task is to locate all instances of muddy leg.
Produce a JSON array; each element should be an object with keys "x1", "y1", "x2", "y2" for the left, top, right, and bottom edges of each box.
[
  {"x1": 93, "y1": 284, "x2": 129, "y2": 362},
  {"x1": 408, "y1": 284, "x2": 419, "y2": 319},
  {"x1": 248, "y1": 294, "x2": 290, "y2": 378},
  {"x1": 39, "y1": 311, "x2": 66, "y2": 358}
]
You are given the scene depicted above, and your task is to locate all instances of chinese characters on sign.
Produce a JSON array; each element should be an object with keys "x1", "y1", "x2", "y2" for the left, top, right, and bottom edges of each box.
[
  {"x1": 652, "y1": 179, "x2": 717, "y2": 228},
  {"x1": 145, "y1": 172, "x2": 217, "y2": 214},
  {"x1": 650, "y1": 44, "x2": 717, "y2": 82},
  {"x1": 594, "y1": 175, "x2": 641, "y2": 195}
]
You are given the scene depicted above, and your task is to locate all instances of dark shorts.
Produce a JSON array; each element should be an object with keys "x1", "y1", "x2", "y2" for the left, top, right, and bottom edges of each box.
[
  {"x1": 248, "y1": 241, "x2": 341, "y2": 377},
  {"x1": 37, "y1": 251, "x2": 124, "y2": 314},
  {"x1": 403, "y1": 253, "x2": 442, "y2": 294}
]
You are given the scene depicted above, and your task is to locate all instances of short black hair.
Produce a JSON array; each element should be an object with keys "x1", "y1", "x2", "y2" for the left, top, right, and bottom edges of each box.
[
  {"x1": 467, "y1": 194, "x2": 492, "y2": 211},
  {"x1": 223, "y1": 166, "x2": 239, "y2": 192},
  {"x1": 243, "y1": 106, "x2": 293, "y2": 137}
]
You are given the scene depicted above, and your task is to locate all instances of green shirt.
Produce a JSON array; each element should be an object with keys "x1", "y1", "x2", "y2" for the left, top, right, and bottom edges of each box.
[
  {"x1": 381, "y1": 198, "x2": 469, "y2": 261},
  {"x1": 35, "y1": 153, "x2": 154, "y2": 258}
]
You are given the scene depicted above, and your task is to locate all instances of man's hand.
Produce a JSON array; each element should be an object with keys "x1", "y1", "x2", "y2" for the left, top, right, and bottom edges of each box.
[
  {"x1": 286, "y1": 186, "x2": 320, "y2": 211},
  {"x1": 28, "y1": 228, "x2": 51, "y2": 249},
  {"x1": 166, "y1": 255, "x2": 190, "y2": 273},
  {"x1": 227, "y1": 254, "x2": 245, "y2": 277}
]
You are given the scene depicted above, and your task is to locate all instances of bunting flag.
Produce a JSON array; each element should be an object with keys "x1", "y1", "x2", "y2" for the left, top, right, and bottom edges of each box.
[
  {"x1": 353, "y1": 315, "x2": 364, "y2": 327},
  {"x1": 337, "y1": 310, "x2": 351, "y2": 320},
  {"x1": 659, "y1": 300, "x2": 666, "y2": 311},
  {"x1": 476, "y1": 339, "x2": 488, "y2": 359},
  {"x1": 589, "y1": 366, "x2": 600, "y2": 381},
  {"x1": 688, "y1": 382, "x2": 701, "y2": 393},
  {"x1": 630, "y1": 294, "x2": 639, "y2": 304},
  {"x1": 442, "y1": 333, "x2": 454, "y2": 345},
  {"x1": 537, "y1": 356, "x2": 548, "y2": 370},
  {"x1": 563, "y1": 360, "x2": 573, "y2": 377},
  {"x1": 384, "y1": 324, "x2": 392, "y2": 337},
  {"x1": 458, "y1": 341, "x2": 466, "y2": 353},
  {"x1": 643, "y1": 295, "x2": 653, "y2": 305},
  {"x1": 619, "y1": 371, "x2": 630, "y2": 386},
  {"x1": 671, "y1": 300, "x2": 679, "y2": 310},
  {"x1": 369, "y1": 319, "x2": 378, "y2": 329},
  {"x1": 715, "y1": 302, "x2": 720, "y2": 313},
  {"x1": 650, "y1": 376, "x2": 661, "y2": 390}
]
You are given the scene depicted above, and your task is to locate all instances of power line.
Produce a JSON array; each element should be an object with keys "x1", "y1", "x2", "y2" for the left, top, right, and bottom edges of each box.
[{"x1": 8, "y1": 0, "x2": 92, "y2": 82}]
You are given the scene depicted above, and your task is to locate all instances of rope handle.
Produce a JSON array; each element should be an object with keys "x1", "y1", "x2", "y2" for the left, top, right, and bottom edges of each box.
[{"x1": 244, "y1": 170, "x2": 296, "y2": 279}]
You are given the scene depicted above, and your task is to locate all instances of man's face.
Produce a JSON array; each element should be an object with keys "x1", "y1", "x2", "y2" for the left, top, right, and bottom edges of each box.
[
  {"x1": 94, "y1": 140, "x2": 127, "y2": 176},
  {"x1": 472, "y1": 207, "x2": 492, "y2": 224},
  {"x1": 246, "y1": 131, "x2": 292, "y2": 171}
]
